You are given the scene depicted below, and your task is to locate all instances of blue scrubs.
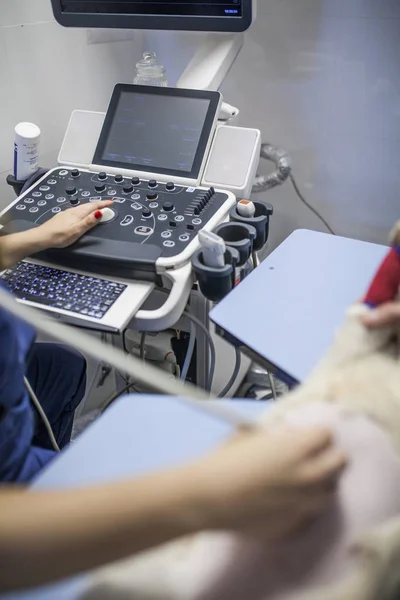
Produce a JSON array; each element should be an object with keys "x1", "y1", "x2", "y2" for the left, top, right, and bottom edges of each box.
[{"x1": 0, "y1": 282, "x2": 86, "y2": 483}]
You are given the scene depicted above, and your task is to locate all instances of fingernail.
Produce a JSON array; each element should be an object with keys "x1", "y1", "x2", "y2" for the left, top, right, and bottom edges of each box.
[{"x1": 94, "y1": 211, "x2": 102, "y2": 220}]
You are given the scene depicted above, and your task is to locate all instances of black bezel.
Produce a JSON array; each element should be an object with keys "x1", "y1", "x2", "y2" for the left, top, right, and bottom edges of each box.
[
  {"x1": 50, "y1": 1, "x2": 252, "y2": 33},
  {"x1": 92, "y1": 84, "x2": 221, "y2": 180}
]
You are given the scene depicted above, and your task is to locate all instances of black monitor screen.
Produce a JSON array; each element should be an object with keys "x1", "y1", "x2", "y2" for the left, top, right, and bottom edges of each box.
[
  {"x1": 51, "y1": 0, "x2": 251, "y2": 31},
  {"x1": 93, "y1": 85, "x2": 221, "y2": 179},
  {"x1": 60, "y1": 1, "x2": 242, "y2": 18}
]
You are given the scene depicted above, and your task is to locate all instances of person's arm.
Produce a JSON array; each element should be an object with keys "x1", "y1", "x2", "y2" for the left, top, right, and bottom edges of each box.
[
  {"x1": 0, "y1": 200, "x2": 113, "y2": 270},
  {"x1": 0, "y1": 427, "x2": 346, "y2": 592}
]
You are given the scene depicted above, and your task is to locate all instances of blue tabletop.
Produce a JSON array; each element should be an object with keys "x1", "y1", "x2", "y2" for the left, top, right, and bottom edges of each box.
[
  {"x1": 1, "y1": 396, "x2": 264, "y2": 600},
  {"x1": 210, "y1": 229, "x2": 388, "y2": 384}
]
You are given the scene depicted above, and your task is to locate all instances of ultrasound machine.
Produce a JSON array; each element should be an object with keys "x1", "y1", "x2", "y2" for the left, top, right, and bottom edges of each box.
[{"x1": 0, "y1": 0, "x2": 263, "y2": 393}]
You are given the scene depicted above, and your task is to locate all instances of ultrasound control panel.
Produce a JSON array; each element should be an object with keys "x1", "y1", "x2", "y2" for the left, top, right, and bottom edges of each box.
[{"x1": 0, "y1": 167, "x2": 235, "y2": 281}]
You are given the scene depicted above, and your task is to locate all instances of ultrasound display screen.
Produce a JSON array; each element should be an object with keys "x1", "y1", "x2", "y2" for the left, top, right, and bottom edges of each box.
[
  {"x1": 93, "y1": 86, "x2": 220, "y2": 178},
  {"x1": 60, "y1": 1, "x2": 242, "y2": 18}
]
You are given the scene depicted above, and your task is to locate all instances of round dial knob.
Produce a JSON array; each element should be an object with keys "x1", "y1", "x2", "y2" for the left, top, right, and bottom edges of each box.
[
  {"x1": 148, "y1": 179, "x2": 157, "y2": 188},
  {"x1": 71, "y1": 169, "x2": 80, "y2": 178},
  {"x1": 142, "y1": 209, "x2": 152, "y2": 218},
  {"x1": 98, "y1": 172, "x2": 107, "y2": 181},
  {"x1": 95, "y1": 183, "x2": 106, "y2": 193},
  {"x1": 66, "y1": 186, "x2": 77, "y2": 196},
  {"x1": 166, "y1": 182, "x2": 175, "y2": 191},
  {"x1": 147, "y1": 192, "x2": 158, "y2": 201},
  {"x1": 70, "y1": 198, "x2": 79, "y2": 206},
  {"x1": 123, "y1": 184, "x2": 133, "y2": 194},
  {"x1": 114, "y1": 174, "x2": 123, "y2": 183},
  {"x1": 163, "y1": 202, "x2": 174, "y2": 212},
  {"x1": 132, "y1": 177, "x2": 140, "y2": 186}
]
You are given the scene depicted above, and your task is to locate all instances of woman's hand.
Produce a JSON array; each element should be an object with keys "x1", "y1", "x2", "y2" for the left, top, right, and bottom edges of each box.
[
  {"x1": 196, "y1": 426, "x2": 347, "y2": 539},
  {"x1": 37, "y1": 200, "x2": 114, "y2": 249},
  {"x1": 362, "y1": 301, "x2": 400, "y2": 329}
]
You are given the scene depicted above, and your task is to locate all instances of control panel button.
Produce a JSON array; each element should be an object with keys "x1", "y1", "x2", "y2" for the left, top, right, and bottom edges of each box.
[
  {"x1": 174, "y1": 215, "x2": 184, "y2": 223},
  {"x1": 142, "y1": 209, "x2": 152, "y2": 218},
  {"x1": 98, "y1": 172, "x2": 107, "y2": 181},
  {"x1": 47, "y1": 179, "x2": 57, "y2": 185},
  {"x1": 81, "y1": 191, "x2": 91, "y2": 197},
  {"x1": 120, "y1": 215, "x2": 134, "y2": 227},
  {"x1": 59, "y1": 169, "x2": 69, "y2": 177},
  {"x1": 95, "y1": 183, "x2": 106, "y2": 193},
  {"x1": 29, "y1": 207, "x2": 39, "y2": 213},
  {"x1": 39, "y1": 185, "x2": 50, "y2": 192},
  {"x1": 192, "y1": 218, "x2": 202, "y2": 225},
  {"x1": 57, "y1": 197, "x2": 66, "y2": 203},
  {"x1": 98, "y1": 207, "x2": 115, "y2": 223},
  {"x1": 132, "y1": 176, "x2": 140, "y2": 186},
  {"x1": 161, "y1": 230, "x2": 172, "y2": 239},
  {"x1": 147, "y1": 192, "x2": 158, "y2": 201},
  {"x1": 70, "y1": 198, "x2": 80, "y2": 206},
  {"x1": 45, "y1": 194, "x2": 55, "y2": 200},
  {"x1": 148, "y1": 179, "x2": 157, "y2": 188},
  {"x1": 89, "y1": 196, "x2": 102, "y2": 202},
  {"x1": 149, "y1": 202, "x2": 158, "y2": 209},
  {"x1": 162, "y1": 202, "x2": 174, "y2": 212},
  {"x1": 16, "y1": 204, "x2": 26, "y2": 210},
  {"x1": 123, "y1": 184, "x2": 134, "y2": 194},
  {"x1": 131, "y1": 193, "x2": 141, "y2": 200},
  {"x1": 24, "y1": 198, "x2": 34, "y2": 204},
  {"x1": 163, "y1": 240, "x2": 175, "y2": 248},
  {"x1": 37, "y1": 200, "x2": 47, "y2": 207},
  {"x1": 179, "y1": 234, "x2": 190, "y2": 242},
  {"x1": 108, "y1": 189, "x2": 117, "y2": 196},
  {"x1": 71, "y1": 169, "x2": 80, "y2": 178},
  {"x1": 131, "y1": 202, "x2": 142, "y2": 211},
  {"x1": 113, "y1": 197, "x2": 126, "y2": 204},
  {"x1": 52, "y1": 207, "x2": 61, "y2": 214},
  {"x1": 32, "y1": 191, "x2": 42, "y2": 198},
  {"x1": 114, "y1": 174, "x2": 123, "y2": 183},
  {"x1": 135, "y1": 226, "x2": 153, "y2": 236},
  {"x1": 166, "y1": 182, "x2": 175, "y2": 191},
  {"x1": 158, "y1": 214, "x2": 168, "y2": 221},
  {"x1": 187, "y1": 224, "x2": 195, "y2": 231},
  {"x1": 66, "y1": 186, "x2": 77, "y2": 196},
  {"x1": 169, "y1": 221, "x2": 177, "y2": 228}
]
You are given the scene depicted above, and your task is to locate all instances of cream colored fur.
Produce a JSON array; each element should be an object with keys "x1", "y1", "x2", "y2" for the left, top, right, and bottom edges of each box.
[{"x1": 81, "y1": 303, "x2": 400, "y2": 600}]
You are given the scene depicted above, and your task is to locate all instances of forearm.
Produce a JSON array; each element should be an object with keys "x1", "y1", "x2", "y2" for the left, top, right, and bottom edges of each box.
[
  {"x1": 0, "y1": 229, "x2": 46, "y2": 270},
  {"x1": 0, "y1": 464, "x2": 213, "y2": 592}
]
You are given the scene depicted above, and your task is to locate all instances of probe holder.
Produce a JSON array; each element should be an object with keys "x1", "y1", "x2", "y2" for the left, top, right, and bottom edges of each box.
[
  {"x1": 192, "y1": 247, "x2": 239, "y2": 302},
  {"x1": 229, "y1": 201, "x2": 273, "y2": 251},
  {"x1": 214, "y1": 222, "x2": 256, "y2": 266}
]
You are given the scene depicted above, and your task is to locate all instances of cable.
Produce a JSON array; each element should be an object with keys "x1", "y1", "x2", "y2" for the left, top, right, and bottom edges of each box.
[
  {"x1": 24, "y1": 377, "x2": 60, "y2": 452},
  {"x1": 289, "y1": 173, "x2": 335, "y2": 235},
  {"x1": 181, "y1": 319, "x2": 196, "y2": 382},
  {"x1": 102, "y1": 382, "x2": 139, "y2": 412},
  {"x1": 1, "y1": 289, "x2": 258, "y2": 430},
  {"x1": 183, "y1": 311, "x2": 216, "y2": 392},
  {"x1": 218, "y1": 347, "x2": 242, "y2": 398},
  {"x1": 140, "y1": 332, "x2": 147, "y2": 360},
  {"x1": 267, "y1": 371, "x2": 278, "y2": 402}
]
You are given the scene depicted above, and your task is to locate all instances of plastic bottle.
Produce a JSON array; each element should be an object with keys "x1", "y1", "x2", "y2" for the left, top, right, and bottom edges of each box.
[
  {"x1": 14, "y1": 122, "x2": 41, "y2": 181},
  {"x1": 133, "y1": 52, "x2": 168, "y2": 87}
]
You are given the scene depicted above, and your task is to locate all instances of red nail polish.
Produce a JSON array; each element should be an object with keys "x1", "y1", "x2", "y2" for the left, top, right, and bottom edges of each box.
[{"x1": 94, "y1": 210, "x2": 102, "y2": 220}]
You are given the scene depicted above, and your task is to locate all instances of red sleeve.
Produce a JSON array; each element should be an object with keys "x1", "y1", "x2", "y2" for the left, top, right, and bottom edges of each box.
[{"x1": 364, "y1": 248, "x2": 400, "y2": 306}]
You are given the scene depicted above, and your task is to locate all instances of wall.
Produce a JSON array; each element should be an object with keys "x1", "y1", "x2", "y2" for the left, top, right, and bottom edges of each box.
[
  {"x1": 0, "y1": 0, "x2": 144, "y2": 210},
  {"x1": 220, "y1": 0, "x2": 400, "y2": 249},
  {"x1": 2, "y1": 1, "x2": 399, "y2": 246}
]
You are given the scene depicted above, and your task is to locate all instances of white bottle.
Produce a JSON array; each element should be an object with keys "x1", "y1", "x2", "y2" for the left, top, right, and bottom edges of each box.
[{"x1": 14, "y1": 122, "x2": 41, "y2": 181}]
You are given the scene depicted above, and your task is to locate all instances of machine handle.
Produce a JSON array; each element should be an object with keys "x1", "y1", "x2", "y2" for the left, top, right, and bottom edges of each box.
[{"x1": 133, "y1": 263, "x2": 194, "y2": 332}]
